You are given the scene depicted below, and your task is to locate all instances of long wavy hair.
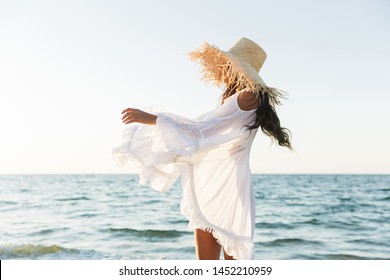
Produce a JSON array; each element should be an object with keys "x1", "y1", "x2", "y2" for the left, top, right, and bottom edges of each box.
[{"x1": 222, "y1": 83, "x2": 292, "y2": 150}]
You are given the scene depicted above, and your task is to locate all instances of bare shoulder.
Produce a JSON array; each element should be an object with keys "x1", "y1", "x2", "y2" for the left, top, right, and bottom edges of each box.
[{"x1": 237, "y1": 90, "x2": 259, "y2": 111}]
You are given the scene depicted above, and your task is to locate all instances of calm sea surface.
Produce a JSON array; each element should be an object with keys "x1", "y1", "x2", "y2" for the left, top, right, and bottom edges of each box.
[{"x1": 1, "y1": 174, "x2": 389, "y2": 260}]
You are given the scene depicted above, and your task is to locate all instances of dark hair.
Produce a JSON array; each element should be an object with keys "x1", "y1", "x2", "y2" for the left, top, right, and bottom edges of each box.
[
  {"x1": 247, "y1": 90, "x2": 292, "y2": 149},
  {"x1": 222, "y1": 85, "x2": 292, "y2": 150}
]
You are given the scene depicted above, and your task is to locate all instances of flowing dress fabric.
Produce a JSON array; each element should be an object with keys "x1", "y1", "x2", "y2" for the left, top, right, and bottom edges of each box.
[{"x1": 113, "y1": 91, "x2": 258, "y2": 259}]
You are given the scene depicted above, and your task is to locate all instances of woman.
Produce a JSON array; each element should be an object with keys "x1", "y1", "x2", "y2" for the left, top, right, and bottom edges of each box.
[{"x1": 113, "y1": 37, "x2": 292, "y2": 260}]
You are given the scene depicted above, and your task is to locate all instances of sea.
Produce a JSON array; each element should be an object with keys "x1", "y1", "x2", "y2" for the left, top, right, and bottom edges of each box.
[{"x1": 0, "y1": 174, "x2": 389, "y2": 260}]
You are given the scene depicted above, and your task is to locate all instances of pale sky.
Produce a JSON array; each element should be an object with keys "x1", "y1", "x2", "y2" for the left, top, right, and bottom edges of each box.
[{"x1": 0, "y1": 0, "x2": 389, "y2": 174}]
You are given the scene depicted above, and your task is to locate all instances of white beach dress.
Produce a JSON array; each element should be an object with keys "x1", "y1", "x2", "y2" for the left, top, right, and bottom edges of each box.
[{"x1": 113, "y1": 90, "x2": 258, "y2": 259}]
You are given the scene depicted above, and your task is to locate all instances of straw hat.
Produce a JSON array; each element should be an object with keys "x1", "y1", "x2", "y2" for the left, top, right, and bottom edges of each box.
[{"x1": 189, "y1": 37, "x2": 284, "y2": 105}]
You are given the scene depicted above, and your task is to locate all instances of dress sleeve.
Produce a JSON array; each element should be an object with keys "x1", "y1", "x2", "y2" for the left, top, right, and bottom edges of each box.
[
  {"x1": 113, "y1": 92, "x2": 250, "y2": 192},
  {"x1": 155, "y1": 94, "x2": 248, "y2": 153}
]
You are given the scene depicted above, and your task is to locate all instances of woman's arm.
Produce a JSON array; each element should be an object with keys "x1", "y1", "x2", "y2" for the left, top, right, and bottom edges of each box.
[
  {"x1": 237, "y1": 90, "x2": 259, "y2": 111},
  {"x1": 121, "y1": 108, "x2": 157, "y2": 125}
]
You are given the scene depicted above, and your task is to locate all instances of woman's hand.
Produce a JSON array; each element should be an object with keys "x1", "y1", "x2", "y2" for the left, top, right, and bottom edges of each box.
[{"x1": 121, "y1": 108, "x2": 157, "y2": 125}]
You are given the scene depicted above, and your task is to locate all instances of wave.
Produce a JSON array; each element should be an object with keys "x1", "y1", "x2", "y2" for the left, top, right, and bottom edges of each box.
[
  {"x1": 27, "y1": 227, "x2": 70, "y2": 236},
  {"x1": 257, "y1": 238, "x2": 323, "y2": 247},
  {"x1": 28, "y1": 229, "x2": 56, "y2": 236},
  {"x1": 0, "y1": 244, "x2": 79, "y2": 259},
  {"x1": 323, "y1": 220, "x2": 375, "y2": 231},
  {"x1": 56, "y1": 196, "x2": 90, "y2": 201},
  {"x1": 108, "y1": 228, "x2": 189, "y2": 239},
  {"x1": 299, "y1": 218, "x2": 322, "y2": 225},
  {"x1": 167, "y1": 219, "x2": 187, "y2": 225},
  {"x1": 346, "y1": 238, "x2": 387, "y2": 247},
  {"x1": 73, "y1": 213, "x2": 98, "y2": 218},
  {"x1": 255, "y1": 222, "x2": 296, "y2": 229},
  {"x1": 314, "y1": 253, "x2": 369, "y2": 260},
  {"x1": 297, "y1": 219, "x2": 374, "y2": 231},
  {"x1": 0, "y1": 200, "x2": 18, "y2": 205},
  {"x1": 289, "y1": 253, "x2": 371, "y2": 260}
]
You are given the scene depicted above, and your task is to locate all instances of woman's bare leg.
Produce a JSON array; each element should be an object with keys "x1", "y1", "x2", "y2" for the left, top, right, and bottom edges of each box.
[
  {"x1": 194, "y1": 229, "x2": 221, "y2": 260},
  {"x1": 223, "y1": 250, "x2": 236, "y2": 260}
]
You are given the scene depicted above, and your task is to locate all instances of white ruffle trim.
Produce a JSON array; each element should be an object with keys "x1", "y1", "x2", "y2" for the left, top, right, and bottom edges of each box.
[{"x1": 179, "y1": 165, "x2": 254, "y2": 260}]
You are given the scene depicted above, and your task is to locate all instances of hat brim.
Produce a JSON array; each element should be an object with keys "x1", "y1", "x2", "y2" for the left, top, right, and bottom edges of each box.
[{"x1": 189, "y1": 43, "x2": 284, "y2": 105}]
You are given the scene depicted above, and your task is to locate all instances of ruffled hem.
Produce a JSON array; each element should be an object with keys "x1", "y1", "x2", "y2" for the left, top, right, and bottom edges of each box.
[{"x1": 179, "y1": 164, "x2": 254, "y2": 260}]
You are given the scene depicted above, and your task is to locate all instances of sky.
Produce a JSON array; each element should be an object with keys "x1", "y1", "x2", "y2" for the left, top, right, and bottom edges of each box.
[{"x1": 0, "y1": 0, "x2": 389, "y2": 174}]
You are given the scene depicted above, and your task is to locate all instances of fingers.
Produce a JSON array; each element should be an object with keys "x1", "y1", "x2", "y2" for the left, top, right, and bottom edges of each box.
[
  {"x1": 121, "y1": 108, "x2": 133, "y2": 124},
  {"x1": 121, "y1": 108, "x2": 142, "y2": 124},
  {"x1": 120, "y1": 108, "x2": 157, "y2": 125},
  {"x1": 121, "y1": 108, "x2": 135, "y2": 114},
  {"x1": 122, "y1": 114, "x2": 133, "y2": 124}
]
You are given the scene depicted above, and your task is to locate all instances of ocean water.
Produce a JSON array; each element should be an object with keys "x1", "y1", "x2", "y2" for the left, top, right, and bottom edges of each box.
[{"x1": 0, "y1": 174, "x2": 389, "y2": 260}]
